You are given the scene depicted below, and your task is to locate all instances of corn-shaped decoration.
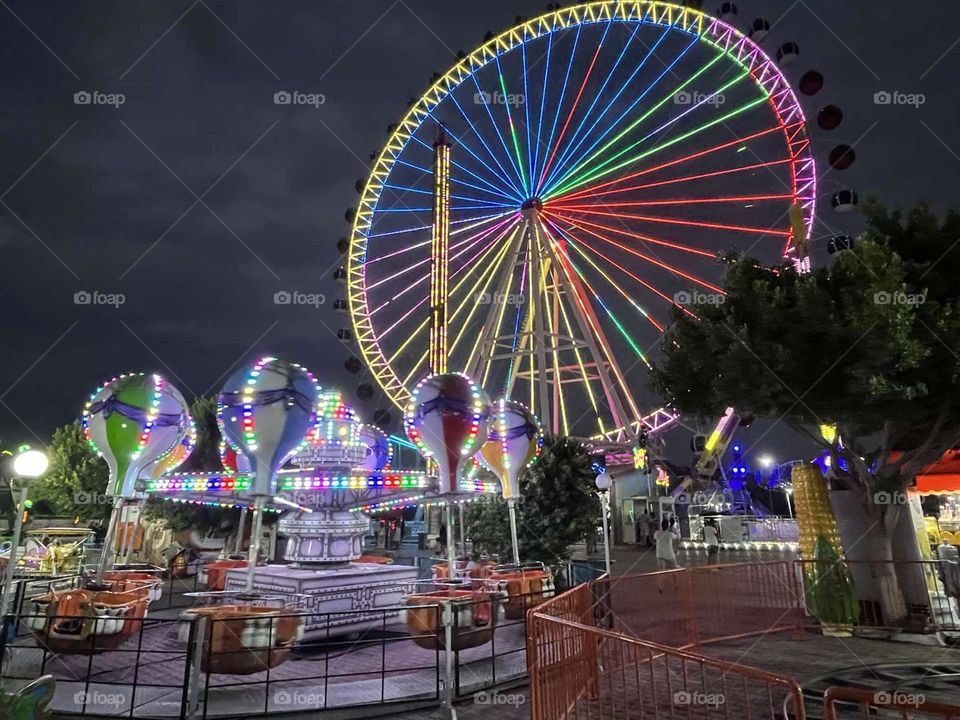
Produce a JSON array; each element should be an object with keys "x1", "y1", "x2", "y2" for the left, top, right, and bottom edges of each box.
[
  {"x1": 792, "y1": 462, "x2": 844, "y2": 560},
  {"x1": 791, "y1": 462, "x2": 859, "y2": 627}
]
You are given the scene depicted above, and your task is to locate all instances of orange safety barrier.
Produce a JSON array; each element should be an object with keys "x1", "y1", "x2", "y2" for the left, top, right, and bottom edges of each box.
[
  {"x1": 823, "y1": 686, "x2": 960, "y2": 719},
  {"x1": 528, "y1": 563, "x2": 809, "y2": 720}
]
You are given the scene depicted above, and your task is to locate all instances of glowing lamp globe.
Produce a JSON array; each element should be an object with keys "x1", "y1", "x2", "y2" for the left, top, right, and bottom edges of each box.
[
  {"x1": 595, "y1": 472, "x2": 612, "y2": 492},
  {"x1": 217, "y1": 357, "x2": 319, "y2": 497},
  {"x1": 404, "y1": 372, "x2": 490, "y2": 494},
  {"x1": 13, "y1": 449, "x2": 48, "y2": 478},
  {"x1": 82, "y1": 373, "x2": 191, "y2": 498},
  {"x1": 477, "y1": 399, "x2": 543, "y2": 500}
]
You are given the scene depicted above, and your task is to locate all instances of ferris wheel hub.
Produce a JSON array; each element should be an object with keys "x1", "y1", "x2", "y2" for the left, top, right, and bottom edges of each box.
[{"x1": 520, "y1": 197, "x2": 543, "y2": 212}]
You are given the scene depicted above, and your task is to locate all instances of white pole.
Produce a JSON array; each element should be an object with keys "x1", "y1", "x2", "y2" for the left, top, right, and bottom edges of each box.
[
  {"x1": 458, "y1": 501, "x2": 466, "y2": 554},
  {"x1": 94, "y1": 497, "x2": 125, "y2": 586},
  {"x1": 0, "y1": 486, "x2": 29, "y2": 620},
  {"x1": 445, "y1": 503, "x2": 456, "y2": 581},
  {"x1": 234, "y1": 506, "x2": 247, "y2": 556},
  {"x1": 599, "y1": 491, "x2": 612, "y2": 577},
  {"x1": 245, "y1": 498, "x2": 265, "y2": 592},
  {"x1": 507, "y1": 498, "x2": 521, "y2": 565}
]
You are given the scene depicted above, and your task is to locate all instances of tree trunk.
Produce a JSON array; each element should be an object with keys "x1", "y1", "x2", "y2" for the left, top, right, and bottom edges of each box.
[{"x1": 873, "y1": 518, "x2": 908, "y2": 626}]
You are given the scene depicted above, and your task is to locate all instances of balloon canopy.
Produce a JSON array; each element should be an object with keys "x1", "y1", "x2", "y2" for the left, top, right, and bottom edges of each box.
[
  {"x1": 404, "y1": 372, "x2": 490, "y2": 494},
  {"x1": 478, "y1": 399, "x2": 543, "y2": 500},
  {"x1": 217, "y1": 357, "x2": 319, "y2": 496},
  {"x1": 83, "y1": 373, "x2": 191, "y2": 498},
  {"x1": 142, "y1": 420, "x2": 196, "y2": 479},
  {"x1": 219, "y1": 440, "x2": 252, "y2": 475},
  {"x1": 358, "y1": 423, "x2": 392, "y2": 472}
]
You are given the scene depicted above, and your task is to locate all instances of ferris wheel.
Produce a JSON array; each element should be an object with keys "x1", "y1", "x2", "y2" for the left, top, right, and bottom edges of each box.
[{"x1": 347, "y1": 1, "x2": 815, "y2": 444}]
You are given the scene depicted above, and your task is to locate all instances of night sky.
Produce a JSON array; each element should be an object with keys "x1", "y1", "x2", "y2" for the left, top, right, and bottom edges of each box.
[{"x1": 2, "y1": 0, "x2": 958, "y2": 465}]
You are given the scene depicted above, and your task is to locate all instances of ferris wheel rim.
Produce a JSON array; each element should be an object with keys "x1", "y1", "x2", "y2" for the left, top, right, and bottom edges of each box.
[{"x1": 347, "y1": 0, "x2": 816, "y2": 417}]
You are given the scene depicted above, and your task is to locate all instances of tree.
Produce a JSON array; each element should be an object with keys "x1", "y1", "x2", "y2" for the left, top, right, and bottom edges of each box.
[
  {"x1": 182, "y1": 396, "x2": 221, "y2": 471},
  {"x1": 27, "y1": 421, "x2": 112, "y2": 525},
  {"x1": 145, "y1": 395, "x2": 250, "y2": 539},
  {"x1": 465, "y1": 434, "x2": 600, "y2": 569},
  {"x1": 652, "y1": 200, "x2": 960, "y2": 625}
]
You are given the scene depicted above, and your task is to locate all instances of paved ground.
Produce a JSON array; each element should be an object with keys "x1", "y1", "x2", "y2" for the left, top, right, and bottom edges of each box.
[{"x1": 18, "y1": 544, "x2": 952, "y2": 720}]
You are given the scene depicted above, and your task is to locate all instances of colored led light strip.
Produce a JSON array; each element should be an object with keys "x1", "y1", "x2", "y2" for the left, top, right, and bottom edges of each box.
[{"x1": 429, "y1": 132, "x2": 451, "y2": 375}]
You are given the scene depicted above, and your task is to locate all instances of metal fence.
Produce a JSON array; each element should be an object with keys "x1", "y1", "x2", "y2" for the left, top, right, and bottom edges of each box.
[
  {"x1": 527, "y1": 564, "x2": 807, "y2": 720},
  {"x1": 526, "y1": 561, "x2": 960, "y2": 720}
]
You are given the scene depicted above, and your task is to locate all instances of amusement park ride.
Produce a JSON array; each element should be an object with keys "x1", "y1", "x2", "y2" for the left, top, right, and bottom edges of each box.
[{"x1": 6, "y1": 0, "x2": 861, "y2": 708}]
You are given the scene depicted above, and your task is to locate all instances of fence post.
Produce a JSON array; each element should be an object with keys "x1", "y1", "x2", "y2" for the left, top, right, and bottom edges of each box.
[
  {"x1": 184, "y1": 615, "x2": 208, "y2": 720},
  {"x1": 683, "y1": 569, "x2": 700, "y2": 649}
]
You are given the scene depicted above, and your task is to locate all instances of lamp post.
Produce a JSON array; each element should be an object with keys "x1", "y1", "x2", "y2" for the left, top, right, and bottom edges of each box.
[
  {"x1": 595, "y1": 472, "x2": 612, "y2": 577},
  {"x1": 1, "y1": 448, "x2": 49, "y2": 621}
]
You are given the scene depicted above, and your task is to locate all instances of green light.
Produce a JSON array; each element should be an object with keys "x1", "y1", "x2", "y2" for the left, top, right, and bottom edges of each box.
[
  {"x1": 548, "y1": 94, "x2": 768, "y2": 199},
  {"x1": 499, "y1": 71, "x2": 528, "y2": 193},
  {"x1": 544, "y1": 52, "x2": 730, "y2": 198}
]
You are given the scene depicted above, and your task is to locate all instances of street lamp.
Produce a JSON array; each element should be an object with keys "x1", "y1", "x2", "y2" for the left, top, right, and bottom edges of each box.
[
  {"x1": 595, "y1": 472, "x2": 612, "y2": 577},
  {"x1": 1, "y1": 447, "x2": 49, "y2": 622}
]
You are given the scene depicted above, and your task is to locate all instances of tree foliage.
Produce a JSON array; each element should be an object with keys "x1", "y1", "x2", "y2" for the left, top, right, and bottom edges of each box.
[
  {"x1": 465, "y1": 434, "x2": 599, "y2": 567},
  {"x1": 144, "y1": 395, "x2": 258, "y2": 537},
  {"x1": 28, "y1": 420, "x2": 111, "y2": 523},
  {"x1": 652, "y1": 200, "x2": 960, "y2": 505}
]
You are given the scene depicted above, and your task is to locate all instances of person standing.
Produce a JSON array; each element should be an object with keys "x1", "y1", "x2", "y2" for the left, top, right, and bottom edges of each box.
[
  {"x1": 437, "y1": 523, "x2": 447, "y2": 556},
  {"x1": 703, "y1": 520, "x2": 720, "y2": 565},
  {"x1": 654, "y1": 518, "x2": 679, "y2": 570}
]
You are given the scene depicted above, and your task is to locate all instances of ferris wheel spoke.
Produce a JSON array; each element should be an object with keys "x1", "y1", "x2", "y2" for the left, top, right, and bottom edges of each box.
[
  {"x1": 395, "y1": 157, "x2": 517, "y2": 203},
  {"x1": 412, "y1": 133, "x2": 518, "y2": 203},
  {"x1": 544, "y1": 215, "x2": 683, "y2": 321},
  {"x1": 521, "y1": 42, "x2": 535, "y2": 199},
  {"x1": 543, "y1": 217, "x2": 664, "y2": 334},
  {"x1": 540, "y1": 20, "x2": 674, "y2": 195},
  {"x1": 553, "y1": 206, "x2": 791, "y2": 239},
  {"x1": 535, "y1": 20, "x2": 613, "y2": 196},
  {"x1": 529, "y1": 32, "x2": 553, "y2": 190},
  {"x1": 553, "y1": 154, "x2": 792, "y2": 204},
  {"x1": 538, "y1": 16, "x2": 660, "y2": 194},
  {"x1": 462, "y1": 73, "x2": 527, "y2": 196},
  {"x1": 366, "y1": 209, "x2": 510, "y2": 246},
  {"x1": 543, "y1": 209, "x2": 717, "y2": 258},
  {"x1": 541, "y1": 32, "x2": 705, "y2": 197},
  {"x1": 381, "y1": 217, "x2": 519, "y2": 360},
  {"x1": 382, "y1": 182, "x2": 515, "y2": 207},
  {"x1": 367, "y1": 230, "x2": 486, "y2": 293},
  {"x1": 536, "y1": 22, "x2": 583, "y2": 197},
  {"x1": 564, "y1": 249, "x2": 653, "y2": 368},
  {"x1": 545, "y1": 211, "x2": 724, "y2": 294},
  {"x1": 548, "y1": 90, "x2": 768, "y2": 201},
  {"x1": 545, "y1": 226, "x2": 645, "y2": 428},
  {"x1": 494, "y1": 53, "x2": 530, "y2": 195},
  {"x1": 369, "y1": 213, "x2": 516, "y2": 306},
  {"x1": 552, "y1": 193, "x2": 794, "y2": 211},
  {"x1": 400, "y1": 231, "x2": 516, "y2": 387}
]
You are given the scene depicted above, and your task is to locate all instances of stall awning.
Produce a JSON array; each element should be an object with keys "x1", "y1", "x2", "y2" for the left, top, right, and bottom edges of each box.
[{"x1": 911, "y1": 449, "x2": 960, "y2": 495}]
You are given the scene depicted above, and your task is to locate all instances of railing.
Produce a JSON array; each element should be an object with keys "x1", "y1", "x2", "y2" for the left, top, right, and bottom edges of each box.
[
  {"x1": 528, "y1": 563, "x2": 807, "y2": 720},
  {"x1": 528, "y1": 561, "x2": 960, "y2": 720},
  {"x1": 196, "y1": 608, "x2": 441, "y2": 718},
  {"x1": 823, "y1": 687, "x2": 960, "y2": 720}
]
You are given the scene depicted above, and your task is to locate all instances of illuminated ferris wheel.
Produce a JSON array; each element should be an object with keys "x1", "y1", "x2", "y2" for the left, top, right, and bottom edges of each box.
[{"x1": 347, "y1": 1, "x2": 815, "y2": 444}]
